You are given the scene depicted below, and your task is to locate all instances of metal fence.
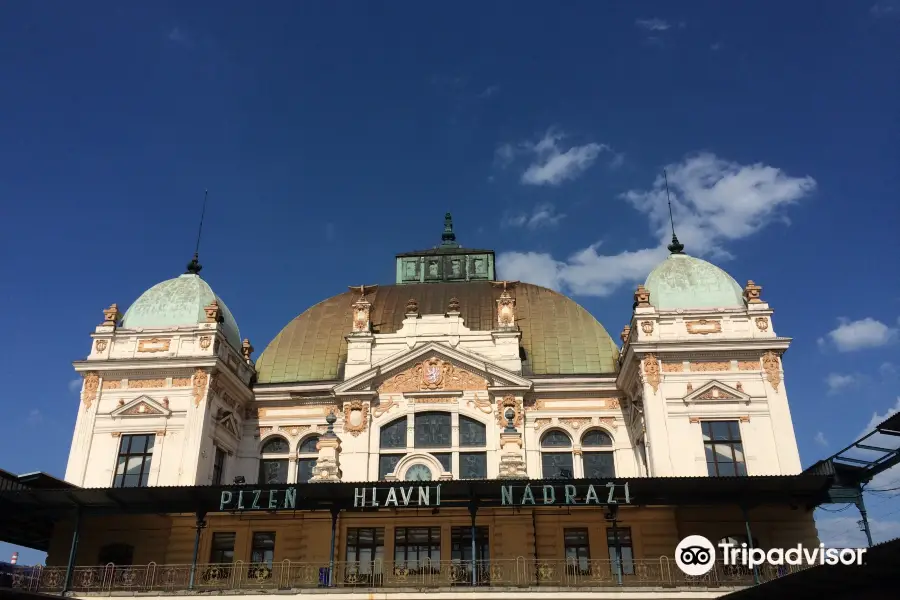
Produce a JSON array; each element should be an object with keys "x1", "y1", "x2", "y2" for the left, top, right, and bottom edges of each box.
[{"x1": 8, "y1": 558, "x2": 808, "y2": 593}]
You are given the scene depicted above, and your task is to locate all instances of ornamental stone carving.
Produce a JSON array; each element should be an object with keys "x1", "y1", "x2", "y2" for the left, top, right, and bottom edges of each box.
[
  {"x1": 342, "y1": 400, "x2": 369, "y2": 437},
  {"x1": 496, "y1": 290, "x2": 516, "y2": 328},
  {"x1": 102, "y1": 379, "x2": 121, "y2": 390},
  {"x1": 604, "y1": 398, "x2": 621, "y2": 410},
  {"x1": 620, "y1": 325, "x2": 631, "y2": 344},
  {"x1": 534, "y1": 418, "x2": 552, "y2": 431},
  {"x1": 372, "y1": 397, "x2": 396, "y2": 418},
  {"x1": 662, "y1": 362, "x2": 684, "y2": 372},
  {"x1": 199, "y1": 336, "x2": 212, "y2": 350},
  {"x1": 743, "y1": 280, "x2": 763, "y2": 304},
  {"x1": 738, "y1": 361, "x2": 759, "y2": 371},
  {"x1": 755, "y1": 317, "x2": 769, "y2": 332},
  {"x1": 468, "y1": 394, "x2": 493, "y2": 414},
  {"x1": 414, "y1": 397, "x2": 457, "y2": 404},
  {"x1": 640, "y1": 321, "x2": 654, "y2": 334},
  {"x1": 204, "y1": 300, "x2": 221, "y2": 323},
  {"x1": 690, "y1": 361, "x2": 731, "y2": 372},
  {"x1": 192, "y1": 368, "x2": 209, "y2": 407},
  {"x1": 496, "y1": 394, "x2": 523, "y2": 427},
  {"x1": 405, "y1": 298, "x2": 419, "y2": 315},
  {"x1": 685, "y1": 320, "x2": 722, "y2": 335},
  {"x1": 241, "y1": 338, "x2": 254, "y2": 363},
  {"x1": 561, "y1": 417, "x2": 592, "y2": 430},
  {"x1": 633, "y1": 285, "x2": 651, "y2": 309},
  {"x1": 597, "y1": 417, "x2": 617, "y2": 429},
  {"x1": 95, "y1": 340, "x2": 108, "y2": 352},
  {"x1": 129, "y1": 378, "x2": 166, "y2": 388},
  {"x1": 448, "y1": 297, "x2": 461, "y2": 312},
  {"x1": 641, "y1": 354, "x2": 660, "y2": 393},
  {"x1": 377, "y1": 357, "x2": 487, "y2": 393},
  {"x1": 81, "y1": 372, "x2": 99, "y2": 409},
  {"x1": 121, "y1": 402, "x2": 164, "y2": 416},
  {"x1": 762, "y1": 351, "x2": 782, "y2": 391},
  {"x1": 695, "y1": 387, "x2": 740, "y2": 400},
  {"x1": 172, "y1": 377, "x2": 191, "y2": 387},
  {"x1": 137, "y1": 338, "x2": 171, "y2": 353},
  {"x1": 102, "y1": 303, "x2": 121, "y2": 327},
  {"x1": 351, "y1": 297, "x2": 372, "y2": 334}
]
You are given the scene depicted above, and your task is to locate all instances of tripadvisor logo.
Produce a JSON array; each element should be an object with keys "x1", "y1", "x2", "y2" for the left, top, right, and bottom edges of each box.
[{"x1": 675, "y1": 535, "x2": 867, "y2": 576}]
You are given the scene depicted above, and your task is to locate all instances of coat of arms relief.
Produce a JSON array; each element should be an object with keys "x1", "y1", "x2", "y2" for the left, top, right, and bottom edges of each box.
[{"x1": 377, "y1": 357, "x2": 488, "y2": 394}]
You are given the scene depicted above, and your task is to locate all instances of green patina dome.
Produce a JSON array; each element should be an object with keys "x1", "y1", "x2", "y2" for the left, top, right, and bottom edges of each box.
[
  {"x1": 644, "y1": 253, "x2": 744, "y2": 310},
  {"x1": 122, "y1": 274, "x2": 241, "y2": 349}
]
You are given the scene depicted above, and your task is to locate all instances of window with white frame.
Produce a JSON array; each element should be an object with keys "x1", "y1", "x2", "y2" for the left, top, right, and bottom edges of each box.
[
  {"x1": 258, "y1": 436, "x2": 290, "y2": 484},
  {"x1": 297, "y1": 435, "x2": 319, "y2": 483},
  {"x1": 540, "y1": 429, "x2": 574, "y2": 478},
  {"x1": 581, "y1": 429, "x2": 615, "y2": 478},
  {"x1": 376, "y1": 411, "x2": 487, "y2": 479}
]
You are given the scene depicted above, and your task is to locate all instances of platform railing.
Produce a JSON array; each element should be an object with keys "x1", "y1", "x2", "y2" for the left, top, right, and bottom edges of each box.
[{"x1": 7, "y1": 557, "x2": 809, "y2": 593}]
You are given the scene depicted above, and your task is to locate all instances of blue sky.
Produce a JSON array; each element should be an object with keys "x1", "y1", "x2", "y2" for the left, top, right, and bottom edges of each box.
[{"x1": 2, "y1": 1, "x2": 899, "y2": 565}]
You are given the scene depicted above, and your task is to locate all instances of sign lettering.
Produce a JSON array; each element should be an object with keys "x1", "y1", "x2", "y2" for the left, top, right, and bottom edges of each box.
[
  {"x1": 500, "y1": 482, "x2": 631, "y2": 506},
  {"x1": 353, "y1": 485, "x2": 441, "y2": 508},
  {"x1": 220, "y1": 488, "x2": 297, "y2": 512}
]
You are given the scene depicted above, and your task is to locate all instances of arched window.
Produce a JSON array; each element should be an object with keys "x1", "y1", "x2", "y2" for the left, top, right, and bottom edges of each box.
[
  {"x1": 541, "y1": 430, "x2": 574, "y2": 479},
  {"x1": 259, "y1": 436, "x2": 290, "y2": 484},
  {"x1": 459, "y1": 416, "x2": 487, "y2": 479},
  {"x1": 297, "y1": 435, "x2": 319, "y2": 483},
  {"x1": 582, "y1": 429, "x2": 615, "y2": 478}
]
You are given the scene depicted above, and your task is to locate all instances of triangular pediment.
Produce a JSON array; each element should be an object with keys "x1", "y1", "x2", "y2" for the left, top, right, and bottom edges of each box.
[
  {"x1": 214, "y1": 408, "x2": 242, "y2": 440},
  {"x1": 684, "y1": 380, "x2": 750, "y2": 404},
  {"x1": 111, "y1": 395, "x2": 171, "y2": 417},
  {"x1": 334, "y1": 342, "x2": 532, "y2": 396}
]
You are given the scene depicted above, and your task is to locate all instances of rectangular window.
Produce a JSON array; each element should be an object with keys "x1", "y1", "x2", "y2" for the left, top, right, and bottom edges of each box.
[
  {"x1": 702, "y1": 421, "x2": 747, "y2": 477},
  {"x1": 541, "y1": 453, "x2": 574, "y2": 479},
  {"x1": 297, "y1": 458, "x2": 316, "y2": 483},
  {"x1": 378, "y1": 454, "x2": 402, "y2": 479},
  {"x1": 113, "y1": 434, "x2": 155, "y2": 488},
  {"x1": 345, "y1": 528, "x2": 385, "y2": 580},
  {"x1": 564, "y1": 528, "x2": 590, "y2": 573},
  {"x1": 394, "y1": 527, "x2": 440, "y2": 572},
  {"x1": 212, "y1": 447, "x2": 226, "y2": 485},
  {"x1": 607, "y1": 527, "x2": 634, "y2": 575},
  {"x1": 209, "y1": 532, "x2": 236, "y2": 563},
  {"x1": 583, "y1": 452, "x2": 615, "y2": 478},
  {"x1": 451, "y1": 526, "x2": 490, "y2": 585},
  {"x1": 250, "y1": 532, "x2": 276, "y2": 566},
  {"x1": 258, "y1": 459, "x2": 289, "y2": 484},
  {"x1": 459, "y1": 452, "x2": 487, "y2": 479},
  {"x1": 414, "y1": 413, "x2": 451, "y2": 448},
  {"x1": 432, "y1": 452, "x2": 452, "y2": 473}
]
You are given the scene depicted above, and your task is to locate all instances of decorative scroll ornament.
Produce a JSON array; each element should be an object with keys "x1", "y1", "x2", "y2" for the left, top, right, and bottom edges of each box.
[
  {"x1": 81, "y1": 372, "x2": 99, "y2": 409},
  {"x1": 496, "y1": 394, "x2": 523, "y2": 427},
  {"x1": 738, "y1": 361, "x2": 759, "y2": 371},
  {"x1": 662, "y1": 362, "x2": 684, "y2": 372},
  {"x1": 604, "y1": 398, "x2": 621, "y2": 410},
  {"x1": 378, "y1": 357, "x2": 487, "y2": 393},
  {"x1": 641, "y1": 321, "x2": 654, "y2": 334},
  {"x1": 620, "y1": 325, "x2": 631, "y2": 344},
  {"x1": 192, "y1": 368, "x2": 209, "y2": 407},
  {"x1": 755, "y1": 317, "x2": 769, "y2": 332},
  {"x1": 372, "y1": 397, "x2": 396, "y2": 418},
  {"x1": 468, "y1": 393, "x2": 493, "y2": 414},
  {"x1": 343, "y1": 400, "x2": 369, "y2": 437},
  {"x1": 129, "y1": 378, "x2": 166, "y2": 388},
  {"x1": 633, "y1": 285, "x2": 651, "y2": 309},
  {"x1": 597, "y1": 417, "x2": 617, "y2": 430},
  {"x1": 762, "y1": 351, "x2": 782, "y2": 391},
  {"x1": 690, "y1": 361, "x2": 731, "y2": 372},
  {"x1": 534, "y1": 418, "x2": 552, "y2": 431},
  {"x1": 199, "y1": 336, "x2": 212, "y2": 350},
  {"x1": 121, "y1": 401, "x2": 164, "y2": 416},
  {"x1": 95, "y1": 339, "x2": 108, "y2": 352},
  {"x1": 351, "y1": 298, "x2": 372, "y2": 333},
  {"x1": 641, "y1": 354, "x2": 660, "y2": 393},
  {"x1": 685, "y1": 320, "x2": 722, "y2": 335},
  {"x1": 204, "y1": 300, "x2": 221, "y2": 323},
  {"x1": 101, "y1": 303, "x2": 121, "y2": 327},
  {"x1": 561, "y1": 417, "x2": 591, "y2": 430},
  {"x1": 743, "y1": 280, "x2": 763, "y2": 304},
  {"x1": 695, "y1": 387, "x2": 740, "y2": 400},
  {"x1": 102, "y1": 379, "x2": 121, "y2": 390},
  {"x1": 172, "y1": 377, "x2": 191, "y2": 387}
]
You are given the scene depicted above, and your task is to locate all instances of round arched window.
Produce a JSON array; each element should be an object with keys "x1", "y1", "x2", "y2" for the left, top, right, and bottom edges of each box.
[
  {"x1": 581, "y1": 429, "x2": 615, "y2": 478},
  {"x1": 540, "y1": 430, "x2": 574, "y2": 479},
  {"x1": 297, "y1": 435, "x2": 319, "y2": 483},
  {"x1": 259, "y1": 436, "x2": 290, "y2": 484}
]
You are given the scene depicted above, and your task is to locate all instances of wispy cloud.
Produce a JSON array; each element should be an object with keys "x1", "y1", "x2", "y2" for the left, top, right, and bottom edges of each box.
[
  {"x1": 710, "y1": 42, "x2": 723, "y2": 52},
  {"x1": 814, "y1": 431, "x2": 829, "y2": 447},
  {"x1": 871, "y1": 2, "x2": 900, "y2": 18},
  {"x1": 821, "y1": 318, "x2": 898, "y2": 352},
  {"x1": 26, "y1": 409, "x2": 43, "y2": 426},
  {"x1": 825, "y1": 373, "x2": 858, "y2": 394},
  {"x1": 498, "y1": 153, "x2": 816, "y2": 296},
  {"x1": 68, "y1": 378, "x2": 82, "y2": 395},
  {"x1": 167, "y1": 26, "x2": 190, "y2": 45},
  {"x1": 502, "y1": 204, "x2": 566, "y2": 230},
  {"x1": 477, "y1": 85, "x2": 500, "y2": 99},
  {"x1": 636, "y1": 18, "x2": 671, "y2": 31},
  {"x1": 495, "y1": 129, "x2": 609, "y2": 186}
]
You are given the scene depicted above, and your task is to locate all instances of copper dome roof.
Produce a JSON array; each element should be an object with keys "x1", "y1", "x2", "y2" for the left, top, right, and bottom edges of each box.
[{"x1": 255, "y1": 281, "x2": 619, "y2": 384}]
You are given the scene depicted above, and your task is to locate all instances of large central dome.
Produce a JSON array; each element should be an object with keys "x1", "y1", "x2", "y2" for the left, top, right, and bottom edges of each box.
[{"x1": 255, "y1": 281, "x2": 619, "y2": 384}]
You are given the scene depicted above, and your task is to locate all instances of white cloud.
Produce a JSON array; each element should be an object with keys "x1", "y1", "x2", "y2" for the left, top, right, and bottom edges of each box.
[
  {"x1": 825, "y1": 373, "x2": 858, "y2": 394},
  {"x1": 880, "y1": 362, "x2": 897, "y2": 378},
  {"x1": 68, "y1": 378, "x2": 82, "y2": 395},
  {"x1": 871, "y1": 2, "x2": 900, "y2": 18},
  {"x1": 814, "y1": 431, "x2": 829, "y2": 447},
  {"x1": 636, "y1": 18, "x2": 671, "y2": 31},
  {"x1": 497, "y1": 153, "x2": 816, "y2": 296},
  {"x1": 825, "y1": 318, "x2": 898, "y2": 352},
  {"x1": 502, "y1": 204, "x2": 566, "y2": 230},
  {"x1": 608, "y1": 153, "x2": 625, "y2": 170},
  {"x1": 26, "y1": 409, "x2": 43, "y2": 426},
  {"x1": 478, "y1": 84, "x2": 500, "y2": 98},
  {"x1": 848, "y1": 398, "x2": 900, "y2": 496},
  {"x1": 520, "y1": 130, "x2": 608, "y2": 186},
  {"x1": 494, "y1": 143, "x2": 515, "y2": 168},
  {"x1": 816, "y1": 513, "x2": 900, "y2": 547}
]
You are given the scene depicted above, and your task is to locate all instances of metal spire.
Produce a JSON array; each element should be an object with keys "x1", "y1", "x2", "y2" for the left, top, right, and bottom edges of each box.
[
  {"x1": 664, "y1": 170, "x2": 684, "y2": 254},
  {"x1": 186, "y1": 190, "x2": 208, "y2": 274},
  {"x1": 440, "y1": 212, "x2": 459, "y2": 247}
]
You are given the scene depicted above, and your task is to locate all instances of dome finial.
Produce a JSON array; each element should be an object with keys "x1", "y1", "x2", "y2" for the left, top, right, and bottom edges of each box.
[
  {"x1": 186, "y1": 190, "x2": 208, "y2": 274},
  {"x1": 440, "y1": 212, "x2": 459, "y2": 248},
  {"x1": 664, "y1": 170, "x2": 684, "y2": 254}
]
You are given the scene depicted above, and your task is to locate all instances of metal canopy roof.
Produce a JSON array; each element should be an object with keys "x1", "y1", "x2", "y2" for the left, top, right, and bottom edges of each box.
[{"x1": 806, "y1": 411, "x2": 900, "y2": 488}]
